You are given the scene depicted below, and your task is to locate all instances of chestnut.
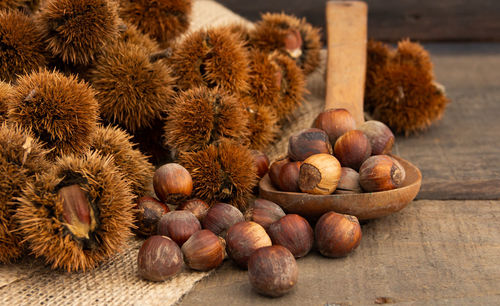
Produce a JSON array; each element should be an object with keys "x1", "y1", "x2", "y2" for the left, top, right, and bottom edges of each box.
[
  {"x1": 268, "y1": 214, "x2": 313, "y2": 258},
  {"x1": 135, "y1": 196, "x2": 170, "y2": 236},
  {"x1": 137, "y1": 235, "x2": 183, "y2": 282},
  {"x1": 288, "y1": 128, "x2": 332, "y2": 161},
  {"x1": 251, "y1": 150, "x2": 270, "y2": 178},
  {"x1": 226, "y1": 221, "x2": 272, "y2": 268},
  {"x1": 357, "y1": 120, "x2": 395, "y2": 155},
  {"x1": 177, "y1": 198, "x2": 209, "y2": 221},
  {"x1": 359, "y1": 155, "x2": 404, "y2": 192},
  {"x1": 269, "y1": 156, "x2": 290, "y2": 189},
  {"x1": 202, "y1": 202, "x2": 244, "y2": 238},
  {"x1": 153, "y1": 163, "x2": 193, "y2": 203},
  {"x1": 278, "y1": 161, "x2": 302, "y2": 192},
  {"x1": 313, "y1": 108, "x2": 356, "y2": 145},
  {"x1": 181, "y1": 229, "x2": 225, "y2": 271},
  {"x1": 315, "y1": 212, "x2": 362, "y2": 257},
  {"x1": 248, "y1": 245, "x2": 298, "y2": 297},
  {"x1": 157, "y1": 211, "x2": 201, "y2": 246},
  {"x1": 335, "y1": 167, "x2": 362, "y2": 194},
  {"x1": 334, "y1": 130, "x2": 372, "y2": 171},
  {"x1": 244, "y1": 198, "x2": 286, "y2": 230},
  {"x1": 299, "y1": 153, "x2": 341, "y2": 195}
]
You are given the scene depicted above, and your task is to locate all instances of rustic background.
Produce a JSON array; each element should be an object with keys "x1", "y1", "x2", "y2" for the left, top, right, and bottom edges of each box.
[{"x1": 219, "y1": 0, "x2": 500, "y2": 41}]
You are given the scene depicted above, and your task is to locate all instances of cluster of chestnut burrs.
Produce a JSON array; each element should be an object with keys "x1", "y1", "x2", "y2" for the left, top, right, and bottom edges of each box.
[{"x1": 136, "y1": 162, "x2": 362, "y2": 297}]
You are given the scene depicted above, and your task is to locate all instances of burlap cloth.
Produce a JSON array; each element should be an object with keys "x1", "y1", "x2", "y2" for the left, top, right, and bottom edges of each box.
[{"x1": 0, "y1": 1, "x2": 326, "y2": 304}]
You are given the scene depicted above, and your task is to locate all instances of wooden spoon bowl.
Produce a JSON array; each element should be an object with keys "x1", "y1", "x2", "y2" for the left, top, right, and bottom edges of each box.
[{"x1": 259, "y1": 155, "x2": 421, "y2": 220}]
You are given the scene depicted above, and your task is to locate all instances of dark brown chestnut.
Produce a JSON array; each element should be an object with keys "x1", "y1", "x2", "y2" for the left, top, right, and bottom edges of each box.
[
  {"x1": 248, "y1": 245, "x2": 298, "y2": 297},
  {"x1": 313, "y1": 108, "x2": 356, "y2": 145},
  {"x1": 202, "y1": 203, "x2": 244, "y2": 238},
  {"x1": 359, "y1": 155, "x2": 404, "y2": 192},
  {"x1": 137, "y1": 235, "x2": 183, "y2": 282},
  {"x1": 135, "y1": 196, "x2": 170, "y2": 236},
  {"x1": 278, "y1": 161, "x2": 302, "y2": 192},
  {"x1": 334, "y1": 130, "x2": 372, "y2": 170},
  {"x1": 288, "y1": 128, "x2": 332, "y2": 161},
  {"x1": 269, "y1": 156, "x2": 290, "y2": 189},
  {"x1": 157, "y1": 211, "x2": 201, "y2": 246},
  {"x1": 335, "y1": 167, "x2": 362, "y2": 194},
  {"x1": 226, "y1": 221, "x2": 272, "y2": 268},
  {"x1": 153, "y1": 163, "x2": 193, "y2": 203},
  {"x1": 268, "y1": 214, "x2": 313, "y2": 258},
  {"x1": 244, "y1": 198, "x2": 286, "y2": 230},
  {"x1": 181, "y1": 229, "x2": 225, "y2": 271},
  {"x1": 357, "y1": 120, "x2": 395, "y2": 155},
  {"x1": 177, "y1": 198, "x2": 210, "y2": 221},
  {"x1": 251, "y1": 150, "x2": 270, "y2": 178},
  {"x1": 315, "y1": 212, "x2": 362, "y2": 257}
]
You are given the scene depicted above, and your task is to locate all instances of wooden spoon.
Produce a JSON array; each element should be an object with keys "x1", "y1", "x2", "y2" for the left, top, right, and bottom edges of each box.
[{"x1": 259, "y1": 1, "x2": 422, "y2": 220}]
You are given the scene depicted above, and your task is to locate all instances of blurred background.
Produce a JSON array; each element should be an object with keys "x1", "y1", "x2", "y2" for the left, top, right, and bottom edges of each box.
[{"x1": 219, "y1": 0, "x2": 500, "y2": 41}]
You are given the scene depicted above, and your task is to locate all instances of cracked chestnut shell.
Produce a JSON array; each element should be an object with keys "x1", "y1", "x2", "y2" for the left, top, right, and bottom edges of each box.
[
  {"x1": 299, "y1": 154, "x2": 341, "y2": 195},
  {"x1": 359, "y1": 155, "x2": 404, "y2": 192},
  {"x1": 288, "y1": 128, "x2": 332, "y2": 161}
]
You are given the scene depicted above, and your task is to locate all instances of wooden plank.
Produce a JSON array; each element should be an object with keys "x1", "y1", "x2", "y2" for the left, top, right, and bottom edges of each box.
[
  {"x1": 217, "y1": 0, "x2": 500, "y2": 41},
  {"x1": 180, "y1": 200, "x2": 500, "y2": 305}
]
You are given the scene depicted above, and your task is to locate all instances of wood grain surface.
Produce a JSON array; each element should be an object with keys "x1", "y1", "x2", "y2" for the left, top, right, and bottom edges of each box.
[{"x1": 180, "y1": 200, "x2": 500, "y2": 305}]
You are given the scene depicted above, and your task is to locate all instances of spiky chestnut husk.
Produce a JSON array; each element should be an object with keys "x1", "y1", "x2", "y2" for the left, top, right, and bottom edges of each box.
[
  {"x1": 15, "y1": 151, "x2": 135, "y2": 272},
  {"x1": 168, "y1": 27, "x2": 250, "y2": 93},
  {"x1": 0, "y1": 0, "x2": 23, "y2": 10},
  {"x1": 88, "y1": 42, "x2": 175, "y2": 133},
  {"x1": 164, "y1": 87, "x2": 250, "y2": 152},
  {"x1": 118, "y1": 0, "x2": 192, "y2": 48},
  {"x1": 270, "y1": 52, "x2": 306, "y2": 121},
  {"x1": 178, "y1": 140, "x2": 258, "y2": 210},
  {"x1": 90, "y1": 125, "x2": 154, "y2": 197},
  {"x1": 37, "y1": 0, "x2": 120, "y2": 65},
  {"x1": 223, "y1": 23, "x2": 254, "y2": 49},
  {"x1": 251, "y1": 12, "x2": 321, "y2": 75},
  {"x1": 365, "y1": 39, "x2": 449, "y2": 135},
  {"x1": 7, "y1": 69, "x2": 98, "y2": 160},
  {"x1": 0, "y1": 10, "x2": 48, "y2": 83},
  {"x1": 243, "y1": 98, "x2": 279, "y2": 151},
  {"x1": 117, "y1": 21, "x2": 160, "y2": 53},
  {"x1": 0, "y1": 123, "x2": 50, "y2": 263},
  {"x1": 245, "y1": 50, "x2": 282, "y2": 110},
  {"x1": 0, "y1": 82, "x2": 12, "y2": 124},
  {"x1": 132, "y1": 118, "x2": 173, "y2": 167}
]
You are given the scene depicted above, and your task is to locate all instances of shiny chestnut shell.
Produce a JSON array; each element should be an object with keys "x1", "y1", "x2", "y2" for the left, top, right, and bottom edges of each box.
[
  {"x1": 268, "y1": 214, "x2": 314, "y2": 258},
  {"x1": 157, "y1": 211, "x2": 201, "y2": 246},
  {"x1": 315, "y1": 212, "x2": 362, "y2": 257},
  {"x1": 313, "y1": 108, "x2": 356, "y2": 145},
  {"x1": 244, "y1": 198, "x2": 286, "y2": 230},
  {"x1": 333, "y1": 130, "x2": 372, "y2": 171},
  {"x1": 137, "y1": 236, "x2": 183, "y2": 281},
  {"x1": 181, "y1": 229, "x2": 225, "y2": 271},
  {"x1": 288, "y1": 128, "x2": 332, "y2": 161},
  {"x1": 153, "y1": 163, "x2": 193, "y2": 203},
  {"x1": 226, "y1": 221, "x2": 272, "y2": 269},
  {"x1": 202, "y1": 202, "x2": 244, "y2": 238}
]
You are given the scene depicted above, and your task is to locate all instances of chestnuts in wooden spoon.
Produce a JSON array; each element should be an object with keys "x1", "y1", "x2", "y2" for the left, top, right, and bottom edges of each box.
[
  {"x1": 313, "y1": 108, "x2": 356, "y2": 145},
  {"x1": 357, "y1": 120, "x2": 395, "y2": 155},
  {"x1": 335, "y1": 167, "x2": 362, "y2": 194},
  {"x1": 299, "y1": 153, "x2": 341, "y2": 195},
  {"x1": 248, "y1": 245, "x2": 298, "y2": 297},
  {"x1": 244, "y1": 198, "x2": 286, "y2": 230},
  {"x1": 288, "y1": 128, "x2": 332, "y2": 161},
  {"x1": 315, "y1": 212, "x2": 362, "y2": 258},
  {"x1": 278, "y1": 161, "x2": 302, "y2": 192},
  {"x1": 137, "y1": 236, "x2": 183, "y2": 282},
  {"x1": 202, "y1": 202, "x2": 244, "y2": 238},
  {"x1": 359, "y1": 155, "x2": 404, "y2": 192},
  {"x1": 181, "y1": 229, "x2": 226, "y2": 271},
  {"x1": 268, "y1": 214, "x2": 314, "y2": 258},
  {"x1": 226, "y1": 221, "x2": 272, "y2": 269},
  {"x1": 157, "y1": 211, "x2": 201, "y2": 246},
  {"x1": 269, "y1": 157, "x2": 290, "y2": 189},
  {"x1": 153, "y1": 163, "x2": 193, "y2": 203},
  {"x1": 334, "y1": 130, "x2": 372, "y2": 171}
]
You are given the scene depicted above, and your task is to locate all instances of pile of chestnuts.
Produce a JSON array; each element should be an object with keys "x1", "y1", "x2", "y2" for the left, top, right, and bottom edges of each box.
[
  {"x1": 135, "y1": 161, "x2": 363, "y2": 297},
  {"x1": 269, "y1": 108, "x2": 406, "y2": 195}
]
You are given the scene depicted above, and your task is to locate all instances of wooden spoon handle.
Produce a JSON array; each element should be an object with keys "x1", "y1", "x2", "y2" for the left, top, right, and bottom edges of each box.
[{"x1": 325, "y1": 1, "x2": 368, "y2": 126}]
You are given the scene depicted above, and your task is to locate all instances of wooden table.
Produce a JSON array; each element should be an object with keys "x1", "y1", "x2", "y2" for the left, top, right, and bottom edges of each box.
[{"x1": 180, "y1": 43, "x2": 500, "y2": 305}]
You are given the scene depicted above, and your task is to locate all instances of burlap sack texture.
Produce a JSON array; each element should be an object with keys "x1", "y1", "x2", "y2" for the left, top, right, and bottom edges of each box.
[{"x1": 0, "y1": 1, "x2": 326, "y2": 304}]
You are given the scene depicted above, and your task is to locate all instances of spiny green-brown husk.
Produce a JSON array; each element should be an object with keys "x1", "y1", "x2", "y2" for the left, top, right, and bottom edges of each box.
[
  {"x1": 90, "y1": 125, "x2": 154, "y2": 197},
  {"x1": 89, "y1": 41, "x2": 175, "y2": 132},
  {"x1": 0, "y1": 82, "x2": 12, "y2": 124},
  {"x1": 37, "y1": 0, "x2": 120, "y2": 65},
  {"x1": 164, "y1": 87, "x2": 250, "y2": 152},
  {"x1": 118, "y1": 0, "x2": 192, "y2": 48},
  {"x1": 0, "y1": 10, "x2": 48, "y2": 83},
  {"x1": 7, "y1": 69, "x2": 99, "y2": 160},
  {"x1": 15, "y1": 151, "x2": 135, "y2": 272},
  {"x1": 178, "y1": 140, "x2": 257, "y2": 210},
  {"x1": 0, "y1": 123, "x2": 50, "y2": 263},
  {"x1": 118, "y1": 21, "x2": 160, "y2": 53},
  {"x1": 251, "y1": 12, "x2": 321, "y2": 75},
  {"x1": 168, "y1": 27, "x2": 250, "y2": 93}
]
